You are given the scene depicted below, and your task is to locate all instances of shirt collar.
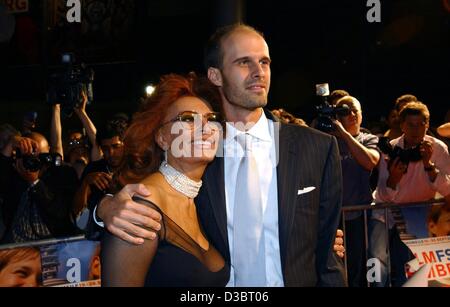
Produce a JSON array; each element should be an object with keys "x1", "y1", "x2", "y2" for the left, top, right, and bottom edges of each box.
[{"x1": 225, "y1": 111, "x2": 273, "y2": 143}]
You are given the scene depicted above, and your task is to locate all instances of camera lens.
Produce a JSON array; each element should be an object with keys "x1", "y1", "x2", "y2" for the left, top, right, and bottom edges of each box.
[{"x1": 22, "y1": 155, "x2": 42, "y2": 172}]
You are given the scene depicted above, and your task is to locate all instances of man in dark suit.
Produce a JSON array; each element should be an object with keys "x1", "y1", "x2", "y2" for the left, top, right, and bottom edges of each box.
[{"x1": 96, "y1": 24, "x2": 345, "y2": 286}]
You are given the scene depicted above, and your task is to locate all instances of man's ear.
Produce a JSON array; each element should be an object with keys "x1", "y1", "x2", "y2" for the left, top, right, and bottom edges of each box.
[{"x1": 208, "y1": 67, "x2": 223, "y2": 87}]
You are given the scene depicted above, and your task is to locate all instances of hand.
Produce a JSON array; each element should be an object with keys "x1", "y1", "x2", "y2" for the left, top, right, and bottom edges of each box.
[
  {"x1": 420, "y1": 140, "x2": 433, "y2": 167},
  {"x1": 98, "y1": 184, "x2": 162, "y2": 245},
  {"x1": 12, "y1": 136, "x2": 39, "y2": 155},
  {"x1": 333, "y1": 229, "x2": 345, "y2": 258},
  {"x1": 84, "y1": 172, "x2": 112, "y2": 191},
  {"x1": 74, "y1": 90, "x2": 88, "y2": 114},
  {"x1": 386, "y1": 157, "x2": 407, "y2": 189},
  {"x1": 330, "y1": 119, "x2": 346, "y2": 138}
]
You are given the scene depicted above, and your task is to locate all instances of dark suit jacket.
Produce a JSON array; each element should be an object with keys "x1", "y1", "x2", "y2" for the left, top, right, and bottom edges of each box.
[{"x1": 196, "y1": 110, "x2": 345, "y2": 286}]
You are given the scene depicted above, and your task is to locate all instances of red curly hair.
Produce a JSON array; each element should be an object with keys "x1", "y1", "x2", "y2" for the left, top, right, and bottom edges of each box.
[{"x1": 117, "y1": 73, "x2": 221, "y2": 185}]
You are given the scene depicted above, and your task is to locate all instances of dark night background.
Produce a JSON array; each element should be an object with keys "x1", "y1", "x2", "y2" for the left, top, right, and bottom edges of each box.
[{"x1": 0, "y1": 0, "x2": 449, "y2": 137}]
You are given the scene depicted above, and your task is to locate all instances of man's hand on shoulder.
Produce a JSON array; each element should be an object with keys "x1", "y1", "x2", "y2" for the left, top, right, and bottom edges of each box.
[{"x1": 97, "y1": 184, "x2": 162, "y2": 245}]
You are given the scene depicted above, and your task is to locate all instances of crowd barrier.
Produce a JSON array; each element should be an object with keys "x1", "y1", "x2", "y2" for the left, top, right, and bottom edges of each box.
[
  {"x1": 341, "y1": 198, "x2": 450, "y2": 287},
  {"x1": 1, "y1": 199, "x2": 448, "y2": 287}
]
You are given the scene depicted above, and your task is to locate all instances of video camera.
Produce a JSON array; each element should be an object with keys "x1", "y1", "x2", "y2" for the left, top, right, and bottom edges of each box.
[
  {"x1": 315, "y1": 83, "x2": 351, "y2": 133},
  {"x1": 377, "y1": 137, "x2": 422, "y2": 166},
  {"x1": 47, "y1": 53, "x2": 94, "y2": 118},
  {"x1": 16, "y1": 151, "x2": 62, "y2": 172}
]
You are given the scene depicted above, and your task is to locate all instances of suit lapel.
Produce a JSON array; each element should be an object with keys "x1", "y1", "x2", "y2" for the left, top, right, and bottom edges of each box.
[
  {"x1": 276, "y1": 125, "x2": 298, "y2": 274},
  {"x1": 204, "y1": 156, "x2": 228, "y2": 249}
]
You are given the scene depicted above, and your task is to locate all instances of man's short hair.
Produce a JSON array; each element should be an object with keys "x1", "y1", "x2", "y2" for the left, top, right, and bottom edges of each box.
[
  {"x1": 336, "y1": 95, "x2": 361, "y2": 110},
  {"x1": 96, "y1": 114, "x2": 129, "y2": 144},
  {"x1": 428, "y1": 204, "x2": 450, "y2": 224},
  {"x1": 398, "y1": 101, "x2": 430, "y2": 123},
  {"x1": 329, "y1": 90, "x2": 350, "y2": 106},
  {"x1": 203, "y1": 23, "x2": 264, "y2": 70},
  {"x1": 0, "y1": 247, "x2": 40, "y2": 272},
  {"x1": 395, "y1": 94, "x2": 418, "y2": 112}
]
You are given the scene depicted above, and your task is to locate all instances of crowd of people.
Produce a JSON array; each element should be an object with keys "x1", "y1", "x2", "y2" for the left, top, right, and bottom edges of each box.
[{"x1": 0, "y1": 23, "x2": 449, "y2": 287}]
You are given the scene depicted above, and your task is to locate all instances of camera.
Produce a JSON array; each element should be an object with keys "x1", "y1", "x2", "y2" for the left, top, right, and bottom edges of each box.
[
  {"x1": 47, "y1": 53, "x2": 94, "y2": 117},
  {"x1": 377, "y1": 137, "x2": 422, "y2": 166},
  {"x1": 315, "y1": 83, "x2": 351, "y2": 133},
  {"x1": 16, "y1": 151, "x2": 62, "y2": 172}
]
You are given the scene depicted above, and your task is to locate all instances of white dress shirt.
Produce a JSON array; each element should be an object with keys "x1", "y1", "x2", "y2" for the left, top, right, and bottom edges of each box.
[{"x1": 224, "y1": 112, "x2": 284, "y2": 287}]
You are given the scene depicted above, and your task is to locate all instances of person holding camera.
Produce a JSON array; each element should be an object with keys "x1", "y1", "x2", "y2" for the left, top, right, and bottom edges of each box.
[
  {"x1": 0, "y1": 132, "x2": 79, "y2": 244},
  {"x1": 329, "y1": 96, "x2": 380, "y2": 287},
  {"x1": 374, "y1": 101, "x2": 450, "y2": 203},
  {"x1": 51, "y1": 90, "x2": 102, "y2": 180},
  {"x1": 371, "y1": 101, "x2": 450, "y2": 286},
  {"x1": 0, "y1": 124, "x2": 21, "y2": 239}
]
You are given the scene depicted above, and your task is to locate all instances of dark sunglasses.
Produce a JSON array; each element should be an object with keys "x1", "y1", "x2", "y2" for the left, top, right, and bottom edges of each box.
[
  {"x1": 161, "y1": 111, "x2": 223, "y2": 127},
  {"x1": 336, "y1": 105, "x2": 359, "y2": 117}
]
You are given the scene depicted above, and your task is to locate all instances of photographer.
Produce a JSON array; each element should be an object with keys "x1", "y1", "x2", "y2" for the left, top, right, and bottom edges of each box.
[
  {"x1": 51, "y1": 90, "x2": 102, "y2": 179},
  {"x1": 374, "y1": 102, "x2": 450, "y2": 203},
  {"x1": 371, "y1": 101, "x2": 450, "y2": 286},
  {"x1": 0, "y1": 132, "x2": 79, "y2": 244},
  {"x1": 330, "y1": 96, "x2": 380, "y2": 287},
  {"x1": 0, "y1": 124, "x2": 21, "y2": 239}
]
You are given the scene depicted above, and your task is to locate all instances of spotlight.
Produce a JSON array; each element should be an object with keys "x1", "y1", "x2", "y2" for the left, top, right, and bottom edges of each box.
[{"x1": 145, "y1": 85, "x2": 155, "y2": 97}]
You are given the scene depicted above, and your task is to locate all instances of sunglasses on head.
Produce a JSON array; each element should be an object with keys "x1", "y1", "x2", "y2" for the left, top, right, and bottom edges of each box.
[{"x1": 161, "y1": 111, "x2": 223, "y2": 127}]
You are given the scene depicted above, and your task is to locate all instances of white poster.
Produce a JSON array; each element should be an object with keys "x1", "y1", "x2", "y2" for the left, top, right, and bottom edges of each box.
[{"x1": 404, "y1": 236, "x2": 450, "y2": 287}]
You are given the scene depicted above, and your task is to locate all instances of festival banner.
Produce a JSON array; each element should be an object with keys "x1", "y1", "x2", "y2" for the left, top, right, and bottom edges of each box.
[
  {"x1": 399, "y1": 203, "x2": 450, "y2": 287},
  {"x1": 404, "y1": 236, "x2": 450, "y2": 287}
]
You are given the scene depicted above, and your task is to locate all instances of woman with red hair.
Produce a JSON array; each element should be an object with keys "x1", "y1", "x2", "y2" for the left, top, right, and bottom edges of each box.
[{"x1": 100, "y1": 73, "x2": 229, "y2": 286}]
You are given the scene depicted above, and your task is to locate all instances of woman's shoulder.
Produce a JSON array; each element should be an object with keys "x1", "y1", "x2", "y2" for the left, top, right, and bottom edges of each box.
[{"x1": 134, "y1": 173, "x2": 166, "y2": 208}]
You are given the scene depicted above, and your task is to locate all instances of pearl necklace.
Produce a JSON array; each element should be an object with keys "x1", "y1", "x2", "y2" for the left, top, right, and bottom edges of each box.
[{"x1": 159, "y1": 162, "x2": 202, "y2": 199}]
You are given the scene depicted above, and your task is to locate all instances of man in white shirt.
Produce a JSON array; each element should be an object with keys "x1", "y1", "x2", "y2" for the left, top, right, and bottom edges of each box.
[
  {"x1": 370, "y1": 101, "x2": 450, "y2": 286},
  {"x1": 374, "y1": 101, "x2": 450, "y2": 204}
]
